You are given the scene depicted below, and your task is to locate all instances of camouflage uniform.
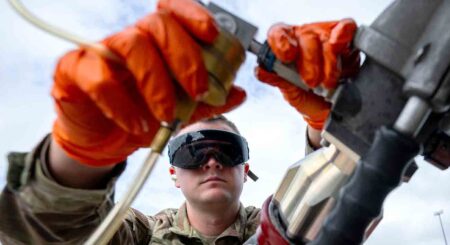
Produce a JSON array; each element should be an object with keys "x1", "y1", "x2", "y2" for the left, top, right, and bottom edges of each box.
[{"x1": 0, "y1": 136, "x2": 261, "y2": 245}]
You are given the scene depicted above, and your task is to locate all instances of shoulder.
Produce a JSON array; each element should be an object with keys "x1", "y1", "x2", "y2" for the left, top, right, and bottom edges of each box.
[
  {"x1": 124, "y1": 207, "x2": 180, "y2": 244},
  {"x1": 150, "y1": 207, "x2": 179, "y2": 227},
  {"x1": 244, "y1": 205, "x2": 261, "y2": 221},
  {"x1": 129, "y1": 207, "x2": 179, "y2": 230},
  {"x1": 241, "y1": 206, "x2": 261, "y2": 241}
]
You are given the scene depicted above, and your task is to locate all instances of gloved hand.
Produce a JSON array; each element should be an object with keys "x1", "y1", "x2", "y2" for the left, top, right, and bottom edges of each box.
[
  {"x1": 52, "y1": 0, "x2": 246, "y2": 166},
  {"x1": 255, "y1": 19, "x2": 359, "y2": 130}
]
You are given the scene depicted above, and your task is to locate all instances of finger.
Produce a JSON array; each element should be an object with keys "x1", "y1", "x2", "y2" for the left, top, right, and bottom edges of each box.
[
  {"x1": 281, "y1": 86, "x2": 330, "y2": 130},
  {"x1": 52, "y1": 96, "x2": 118, "y2": 155},
  {"x1": 296, "y1": 90, "x2": 331, "y2": 120},
  {"x1": 303, "y1": 114, "x2": 329, "y2": 130},
  {"x1": 340, "y1": 48, "x2": 361, "y2": 78},
  {"x1": 103, "y1": 27, "x2": 177, "y2": 123},
  {"x1": 301, "y1": 20, "x2": 338, "y2": 36},
  {"x1": 329, "y1": 18, "x2": 357, "y2": 53},
  {"x1": 321, "y1": 42, "x2": 340, "y2": 89},
  {"x1": 254, "y1": 67, "x2": 298, "y2": 90},
  {"x1": 136, "y1": 11, "x2": 209, "y2": 101},
  {"x1": 322, "y1": 19, "x2": 357, "y2": 88},
  {"x1": 295, "y1": 29, "x2": 323, "y2": 88},
  {"x1": 157, "y1": 0, "x2": 219, "y2": 43},
  {"x1": 54, "y1": 50, "x2": 151, "y2": 135},
  {"x1": 189, "y1": 86, "x2": 246, "y2": 123},
  {"x1": 255, "y1": 67, "x2": 316, "y2": 111},
  {"x1": 254, "y1": 67, "x2": 329, "y2": 128},
  {"x1": 267, "y1": 23, "x2": 298, "y2": 62},
  {"x1": 278, "y1": 80, "x2": 325, "y2": 114}
]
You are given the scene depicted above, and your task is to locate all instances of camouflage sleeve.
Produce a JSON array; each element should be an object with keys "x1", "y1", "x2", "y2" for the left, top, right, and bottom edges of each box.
[{"x1": 0, "y1": 135, "x2": 153, "y2": 245}]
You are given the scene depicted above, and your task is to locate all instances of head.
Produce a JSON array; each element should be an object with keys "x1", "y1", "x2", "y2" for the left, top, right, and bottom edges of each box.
[{"x1": 168, "y1": 115, "x2": 250, "y2": 208}]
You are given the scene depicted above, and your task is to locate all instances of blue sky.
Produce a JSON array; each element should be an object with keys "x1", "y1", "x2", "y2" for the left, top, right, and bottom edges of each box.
[{"x1": 1, "y1": 0, "x2": 450, "y2": 244}]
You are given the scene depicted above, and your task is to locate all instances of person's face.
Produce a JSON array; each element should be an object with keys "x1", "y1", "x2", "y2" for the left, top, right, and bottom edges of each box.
[{"x1": 170, "y1": 121, "x2": 249, "y2": 207}]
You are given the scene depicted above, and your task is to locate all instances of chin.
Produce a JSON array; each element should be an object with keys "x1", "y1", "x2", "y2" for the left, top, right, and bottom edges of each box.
[{"x1": 200, "y1": 191, "x2": 234, "y2": 204}]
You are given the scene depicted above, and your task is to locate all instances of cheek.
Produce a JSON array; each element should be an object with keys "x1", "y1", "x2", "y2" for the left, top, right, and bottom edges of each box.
[
  {"x1": 230, "y1": 168, "x2": 245, "y2": 197},
  {"x1": 176, "y1": 170, "x2": 199, "y2": 189},
  {"x1": 228, "y1": 167, "x2": 246, "y2": 185},
  {"x1": 177, "y1": 176, "x2": 194, "y2": 196}
]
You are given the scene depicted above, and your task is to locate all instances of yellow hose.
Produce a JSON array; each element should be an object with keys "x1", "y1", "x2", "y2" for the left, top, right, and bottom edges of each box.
[{"x1": 7, "y1": 0, "x2": 122, "y2": 63}]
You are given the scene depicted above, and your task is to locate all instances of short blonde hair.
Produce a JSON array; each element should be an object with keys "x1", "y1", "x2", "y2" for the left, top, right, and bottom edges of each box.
[{"x1": 199, "y1": 115, "x2": 240, "y2": 134}]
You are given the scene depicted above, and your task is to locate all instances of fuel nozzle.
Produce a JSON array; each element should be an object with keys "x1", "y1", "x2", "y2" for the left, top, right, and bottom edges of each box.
[
  {"x1": 247, "y1": 143, "x2": 382, "y2": 245},
  {"x1": 272, "y1": 145, "x2": 356, "y2": 243}
]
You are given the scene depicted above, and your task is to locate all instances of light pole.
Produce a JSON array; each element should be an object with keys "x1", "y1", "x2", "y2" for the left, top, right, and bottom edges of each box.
[{"x1": 434, "y1": 210, "x2": 448, "y2": 245}]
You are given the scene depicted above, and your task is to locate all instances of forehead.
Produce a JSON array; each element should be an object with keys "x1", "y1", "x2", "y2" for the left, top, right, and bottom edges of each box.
[{"x1": 177, "y1": 121, "x2": 235, "y2": 136}]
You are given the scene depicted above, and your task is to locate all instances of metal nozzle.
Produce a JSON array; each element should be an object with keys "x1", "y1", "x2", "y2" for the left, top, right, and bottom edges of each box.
[{"x1": 272, "y1": 145, "x2": 357, "y2": 242}]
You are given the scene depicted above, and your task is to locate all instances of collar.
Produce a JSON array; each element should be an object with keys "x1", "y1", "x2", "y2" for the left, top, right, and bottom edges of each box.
[{"x1": 168, "y1": 202, "x2": 247, "y2": 242}]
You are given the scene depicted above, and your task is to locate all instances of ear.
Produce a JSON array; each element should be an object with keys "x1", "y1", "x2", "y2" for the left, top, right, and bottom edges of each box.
[
  {"x1": 169, "y1": 167, "x2": 180, "y2": 188},
  {"x1": 244, "y1": 163, "x2": 250, "y2": 182}
]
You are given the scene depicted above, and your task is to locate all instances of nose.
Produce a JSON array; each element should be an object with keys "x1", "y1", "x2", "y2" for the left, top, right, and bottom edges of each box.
[{"x1": 201, "y1": 156, "x2": 224, "y2": 171}]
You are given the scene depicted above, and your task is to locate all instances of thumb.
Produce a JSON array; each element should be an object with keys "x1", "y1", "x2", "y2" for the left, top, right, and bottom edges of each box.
[{"x1": 255, "y1": 67, "x2": 330, "y2": 127}]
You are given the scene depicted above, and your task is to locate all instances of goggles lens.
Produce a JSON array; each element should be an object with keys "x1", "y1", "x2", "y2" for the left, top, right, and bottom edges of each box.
[{"x1": 168, "y1": 130, "x2": 249, "y2": 169}]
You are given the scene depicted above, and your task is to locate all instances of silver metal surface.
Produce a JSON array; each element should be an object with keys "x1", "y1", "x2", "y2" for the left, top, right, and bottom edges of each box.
[
  {"x1": 272, "y1": 60, "x2": 310, "y2": 91},
  {"x1": 207, "y1": 2, "x2": 257, "y2": 49},
  {"x1": 248, "y1": 40, "x2": 262, "y2": 55},
  {"x1": 274, "y1": 147, "x2": 336, "y2": 218},
  {"x1": 285, "y1": 149, "x2": 356, "y2": 240},
  {"x1": 394, "y1": 96, "x2": 432, "y2": 136},
  {"x1": 215, "y1": 12, "x2": 237, "y2": 35},
  {"x1": 353, "y1": 25, "x2": 410, "y2": 78},
  {"x1": 302, "y1": 198, "x2": 336, "y2": 241},
  {"x1": 272, "y1": 144, "x2": 357, "y2": 241},
  {"x1": 273, "y1": 144, "x2": 356, "y2": 240},
  {"x1": 322, "y1": 130, "x2": 361, "y2": 163}
]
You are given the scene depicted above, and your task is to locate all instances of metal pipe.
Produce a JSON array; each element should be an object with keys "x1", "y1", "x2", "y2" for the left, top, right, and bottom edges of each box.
[
  {"x1": 85, "y1": 122, "x2": 178, "y2": 245},
  {"x1": 434, "y1": 210, "x2": 448, "y2": 245},
  {"x1": 394, "y1": 96, "x2": 432, "y2": 137},
  {"x1": 7, "y1": 0, "x2": 123, "y2": 64}
]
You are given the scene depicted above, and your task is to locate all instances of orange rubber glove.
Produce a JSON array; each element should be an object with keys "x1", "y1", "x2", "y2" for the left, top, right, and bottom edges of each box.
[
  {"x1": 52, "y1": 0, "x2": 246, "y2": 166},
  {"x1": 255, "y1": 19, "x2": 360, "y2": 130}
]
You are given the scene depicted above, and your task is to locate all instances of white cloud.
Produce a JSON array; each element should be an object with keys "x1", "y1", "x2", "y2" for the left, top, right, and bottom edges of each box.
[{"x1": 1, "y1": 0, "x2": 449, "y2": 244}]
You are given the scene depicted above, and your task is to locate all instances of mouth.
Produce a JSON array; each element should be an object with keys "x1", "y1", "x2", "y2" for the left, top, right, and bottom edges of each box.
[{"x1": 201, "y1": 176, "x2": 226, "y2": 184}]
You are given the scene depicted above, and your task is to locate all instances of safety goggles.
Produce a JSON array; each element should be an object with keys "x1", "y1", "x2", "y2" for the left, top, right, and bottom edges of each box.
[{"x1": 168, "y1": 129, "x2": 250, "y2": 169}]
